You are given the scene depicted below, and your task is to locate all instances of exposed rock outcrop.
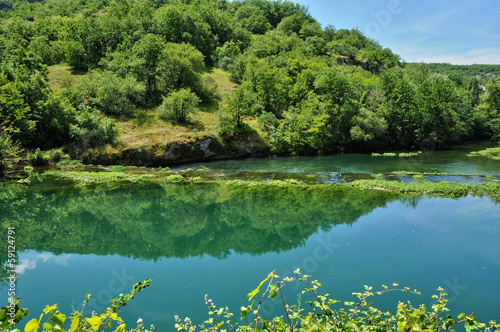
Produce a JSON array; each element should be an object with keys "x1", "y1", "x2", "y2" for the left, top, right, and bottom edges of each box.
[{"x1": 83, "y1": 132, "x2": 270, "y2": 166}]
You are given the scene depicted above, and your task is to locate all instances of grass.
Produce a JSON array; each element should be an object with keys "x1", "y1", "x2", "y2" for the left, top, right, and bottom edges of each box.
[
  {"x1": 47, "y1": 64, "x2": 85, "y2": 92},
  {"x1": 114, "y1": 67, "x2": 268, "y2": 150},
  {"x1": 114, "y1": 67, "x2": 243, "y2": 149},
  {"x1": 46, "y1": 64, "x2": 266, "y2": 157},
  {"x1": 208, "y1": 67, "x2": 237, "y2": 96},
  {"x1": 116, "y1": 109, "x2": 220, "y2": 148}
]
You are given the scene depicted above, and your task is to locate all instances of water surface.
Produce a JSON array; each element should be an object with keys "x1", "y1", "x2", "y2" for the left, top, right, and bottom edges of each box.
[
  {"x1": 1, "y1": 181, "x2": 499, "y2": 331},
  {"x1": 175, "y1": 141, "x2": 500, "y2": 175}
]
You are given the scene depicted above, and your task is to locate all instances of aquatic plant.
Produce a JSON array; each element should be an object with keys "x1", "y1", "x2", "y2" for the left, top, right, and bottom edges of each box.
[
  {"x1": 165, "y1": 174, "x2": 185, "y2": 183},
  {"x1": 56, "y1": 159, "x2": 84, "y2": 170},
  {"x1": 27, "y1": 148, "x2": 50, "y2": 166},
  {"x1": 110, "y1": 165, "x2": 126, "y2": 172},
  {"x1": 45, "y1": 171, "x2": 155, "y2": 184},
  {"x1": 467, "y1": 146, "x2": 500, "y2": 160},
  {"x1": 347, "y1": 179, "x2": 500, "y2": 201},
  {"x1": 371, "y1": 151, "x2": 422, "y2": 157}
]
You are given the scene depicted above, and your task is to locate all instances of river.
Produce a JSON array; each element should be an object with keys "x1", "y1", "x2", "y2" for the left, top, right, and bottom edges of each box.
[{"x1": 1, "y1": 142, "x2": 499, "y2": 331}]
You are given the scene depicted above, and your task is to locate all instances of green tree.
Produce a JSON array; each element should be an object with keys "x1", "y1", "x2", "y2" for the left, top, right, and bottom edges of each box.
[
  {"x1": 477, "y1": 77, "x2": 500, "y2": 138},
  {"x1": 158, "y1": 88, "x2": 200, "y2": 123},
  {"x1": 0, "y1": 73, "x2": 34, "y2": 141},
  {"x1": 157, "y1": 42, "x2": 205, "y2": 94},
  {"x1": 130, "y1": 33, "x2": 166, "y2": 95},
  {"x1": 152, "y1": 4, "x2": 214, "y2": 61},
  {"x1": 244, "y1": 58, "x2": 292, "y2": 117},
  {"x1": 380, "y1": 67, "x2": 418, "y2": 148},
  {"x1": 232, "y1": 4, "x2": 271, "y2": 35},
  {"x1": 76, "y1": 70, "x2": 145, "y2": 117},
  {"x1": 0, "y1": 133, "x2": 22, "y2": 176},
  {"x1": 220, "y1": 86, "x2": 252, "y2": 128}
]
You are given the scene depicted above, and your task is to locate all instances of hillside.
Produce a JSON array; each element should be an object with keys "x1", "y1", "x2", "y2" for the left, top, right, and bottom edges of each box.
[
  {"x1": 1, "y1": 0, "x2": 499, "y2": 170},
  {"x1": 407, "y1": 63, "x2": 500, "y2": 85}
]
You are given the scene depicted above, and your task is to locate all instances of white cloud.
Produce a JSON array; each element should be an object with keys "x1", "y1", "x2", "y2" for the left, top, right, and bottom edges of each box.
[
  {"x1": 16, "y1": 259, "x2": 38, "y2": 274},
  {"x1": 413, "y1": 8, "x2": 460, "y2": 36},
  {"x1": 466, "y1": 48, "x2": 496, "y2": 56},
  {"x1": 16, "y1": 252, "x2": 73, "y2": 274}
]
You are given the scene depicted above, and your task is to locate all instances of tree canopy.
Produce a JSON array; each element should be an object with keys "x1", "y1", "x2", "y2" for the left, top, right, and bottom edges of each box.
[{"x1": 0, "y1": 0, "x2": 499, "y2": 171}]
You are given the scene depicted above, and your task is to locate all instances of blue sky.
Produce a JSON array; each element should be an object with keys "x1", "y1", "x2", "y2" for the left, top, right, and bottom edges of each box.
[{"x1": 294, "y1": 0, "x2": 500, "y2": 64}]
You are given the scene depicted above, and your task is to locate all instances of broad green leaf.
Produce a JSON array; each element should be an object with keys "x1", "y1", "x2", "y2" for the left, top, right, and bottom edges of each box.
[
  {"x1": 70, "y1": 317, "x2": 80, "y2": 332},
  {"x1": 269, "y1": 285, "x2": 277, "y2": 300},
  {"x1": 114, "y1": 324, "x2": 125, "y2": 332},
  {"x1": 24, "y1": 319, "x2": 39, "y2": 332},
  {"x1": 42, "y1": 323, "x2": 53, "y2": 330},
  {"x1": 86, "y1": 316, "x2": 102, "y2": 331},
  {"x1": 240, "y1": 306, "x2": 252, "y2": 319},
  {"x1": 50, "y1": 312, "x2": 66, "y2": 326},
  {"x1": 43, "y1": 305, "x2": 57, "y2": 315},
  {"x1": 247, "y1": 271, "x2": 274, "y2": 302}
]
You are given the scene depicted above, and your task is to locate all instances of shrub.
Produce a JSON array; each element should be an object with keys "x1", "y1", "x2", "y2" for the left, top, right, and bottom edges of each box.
[
  {"x1": 0, "y1": 133, "x2": 22, "y2": 176},
  {"x1": 46, "y1": 148, "x2": 69, "y2": 163},
  {"x1": 70, "y1": 106, "x2": 118, "y2": 149},
  {"x1": 77, "y1": 70, "x2": 146, "y2": 117},
  {"x1": 0, "y1": 280, "x2": 151, "y2": 332},
  {"x1": 158, "y1": 89, "x2": 200, "y2": 123},
  {"x1": 27, "y1": 148, "x2": 50, "y2": 166},
  {"x1": 174, "y1": 270, "x2": 499, "y2": 332},
  {"x1": 56, "y1": 159, "x2": 84, "y2": 170}
]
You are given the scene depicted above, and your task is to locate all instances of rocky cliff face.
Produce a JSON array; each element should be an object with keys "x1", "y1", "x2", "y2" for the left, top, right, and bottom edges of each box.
[{"x1": 83, "y1": 132, "x2": 270, "y2": 166}]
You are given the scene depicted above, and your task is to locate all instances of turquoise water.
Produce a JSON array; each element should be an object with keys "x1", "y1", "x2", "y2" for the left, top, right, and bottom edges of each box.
[
  {"x1": 1, "y1": 180, "x2": 499, "y2": 330},
  {"x1": 1, "y1": 144, "x2": 499, "y2": 330},
  {"x1": 175, "y1": 141, "x2": 500, "y2": 175}
]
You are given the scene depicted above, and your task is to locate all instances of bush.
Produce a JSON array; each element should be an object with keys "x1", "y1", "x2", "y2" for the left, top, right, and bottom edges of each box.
[
  {"x1": 158, "y1": 89, "x2": 200, "y2": 123},
  {"x1": 27, "y1": 148, "x2": 50, "y2": 166},
  {"x1": 174, "y1": 270, "x2": 499, "y2": 332},
  {"x1": 0, "y1": 280, "x2": 151, "y2": 332},
  {"x1": 46, "y1": 148, "x2": 70, "y2": 163},
  {"x1": 1, "y1": 273, "x2": 498, "y2": 332},
  {"x1": 77, "y1": 70, "x2": 146, "y2": 117},
  {"x1": 0, "y1": 133, "x2": 22, "y2": 176},
  {"x1": 70, "y1": 106, "x2": 118, "y2": 149},
  {"x1": 56, "y1": 159, "x2": 84, "y2": 170}
]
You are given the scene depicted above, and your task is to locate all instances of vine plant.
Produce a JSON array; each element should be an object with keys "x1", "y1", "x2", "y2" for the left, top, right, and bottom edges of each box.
[{"x1": 175, "y1": 269, "x2": 499, "y2": 332}]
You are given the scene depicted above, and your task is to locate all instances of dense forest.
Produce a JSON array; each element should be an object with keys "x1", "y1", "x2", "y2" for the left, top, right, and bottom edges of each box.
[
  {"x1": 408, "y1": 62, "x2": 500, "y2": 85},
  {"x1": 1, "y1": 0, "x2": 499, "y2": 173}
]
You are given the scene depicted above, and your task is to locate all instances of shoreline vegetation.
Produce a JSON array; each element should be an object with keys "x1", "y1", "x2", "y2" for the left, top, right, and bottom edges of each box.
[
  {"x1": 467, "y1": 146, "x2": 500, "y2": 160},
  {"x1": 4, "y1": 166, "x2": 499, "y2": 202},
  {"x1": 1, "y1": 0, "x2": 500, "y2": 173},
  {"x1": 1, "y1": 274, "x2": 499, "y2": 332}
]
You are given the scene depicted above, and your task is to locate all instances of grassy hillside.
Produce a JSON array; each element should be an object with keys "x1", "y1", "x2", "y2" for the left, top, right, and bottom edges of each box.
[{"x1": 2, "y1": 0, "x2": 499, "y2": 171}]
